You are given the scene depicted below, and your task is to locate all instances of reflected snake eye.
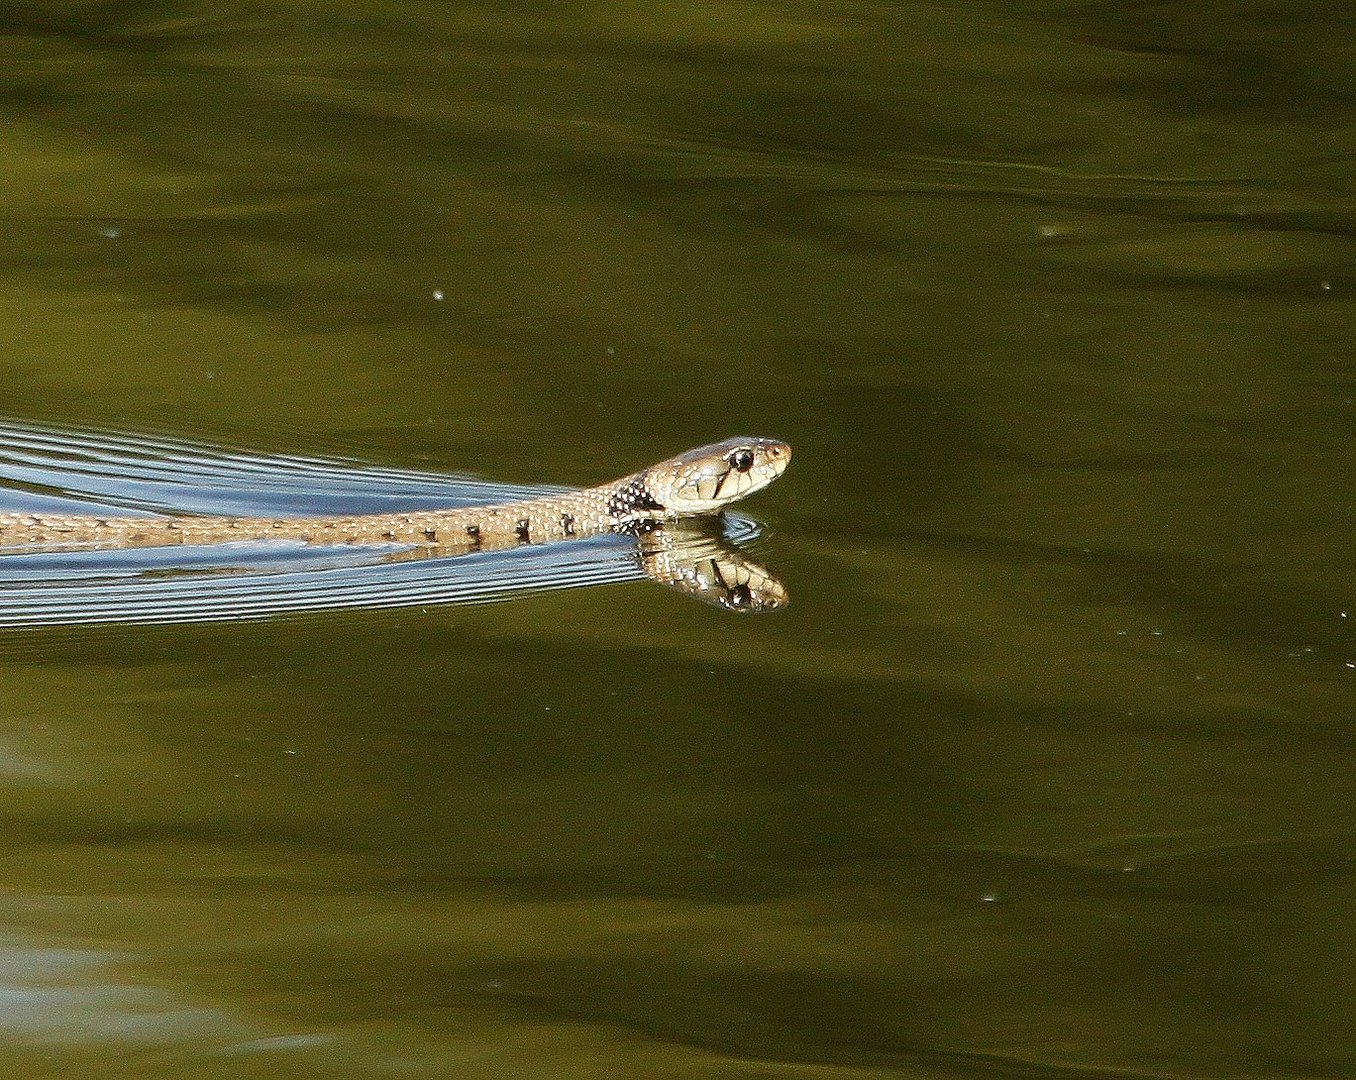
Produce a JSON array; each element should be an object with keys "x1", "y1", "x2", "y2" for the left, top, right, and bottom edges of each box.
[
  {"x1": 726, "y1": 584, "x2": 753, "y2": 608},
  {"x1": 730, "y1": 449, "x2": 755, "y2": 472}
]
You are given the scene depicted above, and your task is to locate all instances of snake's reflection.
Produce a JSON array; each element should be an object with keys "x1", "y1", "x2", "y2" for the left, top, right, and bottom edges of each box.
[
  {"x1": 386, "y1": 518, "x2": 787, "y2": 613},
  {"x1": 633, "y1": 522, "x2": 788, "y2": 613}
]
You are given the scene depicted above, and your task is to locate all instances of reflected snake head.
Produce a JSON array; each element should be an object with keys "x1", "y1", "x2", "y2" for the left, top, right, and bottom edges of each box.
[
  {"x1": 674, "y1": 551, "x2": 789, "y2": 612},
  {"x1": 643, "y1": 437, "x2": 791, "y2": 517},
  {"x1": 636, "y1": 523, "x2": 789, "y2": 613}
]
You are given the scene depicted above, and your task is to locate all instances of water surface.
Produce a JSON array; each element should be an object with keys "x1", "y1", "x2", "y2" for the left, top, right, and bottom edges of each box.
[{"x1": 0, "y1": 2, "x2": 1353, "y2": 1078}]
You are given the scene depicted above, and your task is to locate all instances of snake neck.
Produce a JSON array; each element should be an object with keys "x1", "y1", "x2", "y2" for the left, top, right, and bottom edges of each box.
[{"x1": 600, "y1": 474, "x2": 668, "y2": 521}]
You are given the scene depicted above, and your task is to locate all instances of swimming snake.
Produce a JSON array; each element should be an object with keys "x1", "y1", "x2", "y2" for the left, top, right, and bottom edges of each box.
[{"x1": 0, "y1": 436, "x2": 789, "y2": 552}]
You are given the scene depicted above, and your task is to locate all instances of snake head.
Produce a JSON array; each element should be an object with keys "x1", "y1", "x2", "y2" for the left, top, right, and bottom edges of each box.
[{"x1": 643, "y1": 437, "x2": 791, "y2": 516}]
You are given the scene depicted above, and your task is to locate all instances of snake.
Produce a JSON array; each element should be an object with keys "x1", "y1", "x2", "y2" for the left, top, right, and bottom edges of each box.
[{"x1": 0, "y1": 436, "x2": 791, "y2": 553}]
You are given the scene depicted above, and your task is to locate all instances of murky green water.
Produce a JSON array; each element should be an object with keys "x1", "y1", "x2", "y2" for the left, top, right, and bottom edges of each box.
[{"x1": 0, "y1": 2, "x2": 1354, "y2": 1076}]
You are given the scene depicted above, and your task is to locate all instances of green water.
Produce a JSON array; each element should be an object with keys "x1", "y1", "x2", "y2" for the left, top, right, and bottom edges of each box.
[{"x1": 1, "y1": 2, "x2": 1354, "y2": 1076}]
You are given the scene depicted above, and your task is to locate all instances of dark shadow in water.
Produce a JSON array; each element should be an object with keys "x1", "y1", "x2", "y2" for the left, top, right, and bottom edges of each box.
[{"x1": 0, "y1": 420, "x2": 786, "y2": 625}]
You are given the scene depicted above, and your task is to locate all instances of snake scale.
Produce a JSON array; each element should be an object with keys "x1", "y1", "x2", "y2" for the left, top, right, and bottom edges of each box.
[{"x1": 0, "y1": 437, "x2": 791, "y2": 553}]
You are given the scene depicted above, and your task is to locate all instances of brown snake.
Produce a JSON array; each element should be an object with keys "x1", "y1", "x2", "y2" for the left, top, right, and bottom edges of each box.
[{"x1": 0, "y1": 436, "x2": 791, "y2": 554}]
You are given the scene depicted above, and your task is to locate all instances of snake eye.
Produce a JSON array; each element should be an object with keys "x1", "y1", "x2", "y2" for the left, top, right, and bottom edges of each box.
[{"x1": 729, "y1": 449, "x2": 755, "y2": 473}]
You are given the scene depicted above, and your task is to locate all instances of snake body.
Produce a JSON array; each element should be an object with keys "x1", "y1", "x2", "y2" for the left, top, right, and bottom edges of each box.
[{"x1": 0, "y1": 437, "x2": 790, "y2": 553}]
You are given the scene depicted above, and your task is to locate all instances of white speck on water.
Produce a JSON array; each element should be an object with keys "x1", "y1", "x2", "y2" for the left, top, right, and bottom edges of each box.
[
  {"x1": 1320, "y1": 280, "x2": 1332, "y2": 291},
  {"x1": 431, "y1": 289, "x2": 444, "y2": 301},
  {"x1": 98, "y1": 226, "x2": 121, "y2": 239},
  {"x1": 215, "y1": 1033, "x2": 334, "y2": 1056},
  {"x1": 283, "y1": 748, "x2": 297, "y2": 756},
  {"x1": 981, "y1": 893, "x2": 997, "y2": 903},
  {"x1": 1346, "y1": 662, "x2": 1355, "y2": 669}
]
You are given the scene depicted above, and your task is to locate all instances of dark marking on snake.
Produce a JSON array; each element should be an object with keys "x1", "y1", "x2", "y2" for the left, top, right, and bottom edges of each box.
[
  {"x1": 515, "y1": 519, "x2": 531, "y2": 542},
  {"x1": 607, "y1": 478, "x2": 666, "y2": 518},
  {"x1": 709, "y1": 559, "x2": 727, "y2": 590},
  {"x1": 561, "y1": 513, "x2": 575, "y2": 536}
]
